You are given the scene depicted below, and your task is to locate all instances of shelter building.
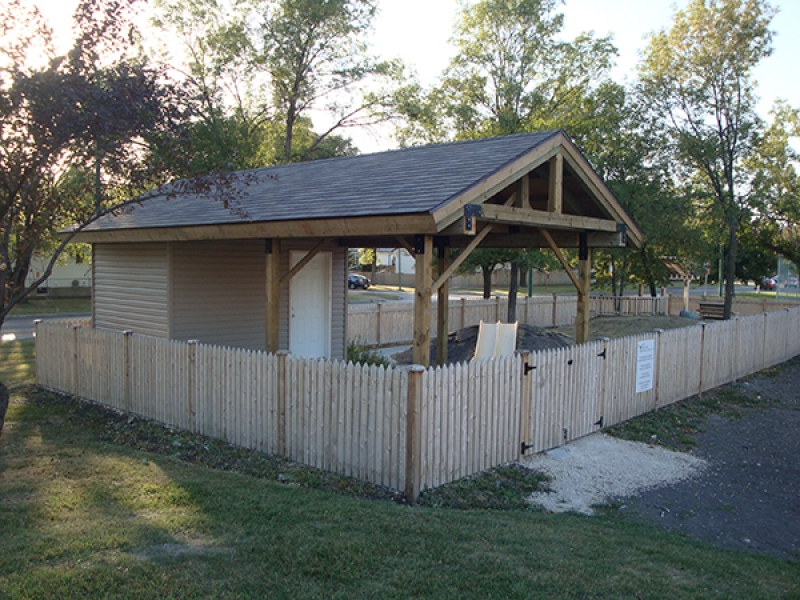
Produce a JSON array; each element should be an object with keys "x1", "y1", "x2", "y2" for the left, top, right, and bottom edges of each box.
[{"x1": 70, "y1": 130, "x2": 643, "y2": 367}]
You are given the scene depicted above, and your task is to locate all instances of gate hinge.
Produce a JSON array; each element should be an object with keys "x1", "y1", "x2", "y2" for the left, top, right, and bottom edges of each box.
[
  {"x1": 521, "y1": 441, "x2": 535, "y2": 455},
  {"x1": 524, "y1": 362, "x2": 536, "y2": 375},
  {"x1": 597, "y1": 348, "x2": 607, "y2": 359}
]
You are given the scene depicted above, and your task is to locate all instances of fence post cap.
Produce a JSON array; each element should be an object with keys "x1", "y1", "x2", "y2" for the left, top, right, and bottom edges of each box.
[
  {"x1": 123, "y1": 330, "x2": 134, "y2": 336},
  {"x1": 407, "y1": 364, "x2": 426, "y2": 373},
  {"x1": 598, "y1": 336, "x2": 611, "y2": 341},
  {"x1": 276, "y1": 350, "x2": 291, "y2": 356},
  {"x1": 187, "y1": 338, "x2": 198, "y2": 344},
  {"x1": 653, "y1": 328, "x2": 665, "y2": 334}
]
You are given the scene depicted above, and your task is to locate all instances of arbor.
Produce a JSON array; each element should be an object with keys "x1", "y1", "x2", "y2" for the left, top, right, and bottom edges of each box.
[{"x1": 637, "y1": 0, "x2": 778, "y2": 318}]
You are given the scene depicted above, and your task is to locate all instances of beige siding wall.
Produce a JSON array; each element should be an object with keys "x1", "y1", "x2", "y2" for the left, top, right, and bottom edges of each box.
[
  {"x1": 171, "y1": 240, "x2": 266, "y2": 350},
  {"x1": 278, "y1": 241, "x2": 347, "y2": 361},
  {"x1": 93, "y1": 243, "x2": 170, "y2": 337}
]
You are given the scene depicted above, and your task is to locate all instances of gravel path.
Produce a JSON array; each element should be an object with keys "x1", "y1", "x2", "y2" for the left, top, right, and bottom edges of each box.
[
  {"x1": 521, "y1": 360, "x2": 800, "y2": 562},
  {"x1": 520, "y1": 434, "x2": 706, "y2": 515}
]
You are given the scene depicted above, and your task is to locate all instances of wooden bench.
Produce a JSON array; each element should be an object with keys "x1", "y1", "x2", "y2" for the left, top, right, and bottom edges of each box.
[{"x1": 698, "y1": 302, "x2": 726, "y2": 320}]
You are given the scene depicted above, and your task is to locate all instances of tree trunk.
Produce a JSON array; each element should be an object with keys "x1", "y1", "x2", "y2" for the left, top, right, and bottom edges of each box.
[
  {"x1": 724, "y1": 222, "x2": 738, "y2": 319},
  {"x1": 481, "y1": 266, "x2": 493, "y2": 298},
  {"x1": 507, "y1": 262, "x2": 519, "y2": 322},
  {"x1": 0, "y1": 382, "x2": 8, "y2": 436}
]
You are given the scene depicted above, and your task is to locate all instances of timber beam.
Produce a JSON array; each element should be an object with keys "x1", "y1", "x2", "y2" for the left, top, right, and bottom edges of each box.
[{"x1": 468, "y1": 203, "x2": 619, "y2": 233}]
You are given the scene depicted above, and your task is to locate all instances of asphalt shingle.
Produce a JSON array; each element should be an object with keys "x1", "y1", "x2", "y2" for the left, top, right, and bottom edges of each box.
[{"x1": 86, "y1": 131, "x2": 560, "y2": 231}]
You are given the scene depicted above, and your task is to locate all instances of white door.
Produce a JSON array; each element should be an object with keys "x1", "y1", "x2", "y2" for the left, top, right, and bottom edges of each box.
[{"x1": 289, "y1": 251, "x2": 332, "y2": 358}]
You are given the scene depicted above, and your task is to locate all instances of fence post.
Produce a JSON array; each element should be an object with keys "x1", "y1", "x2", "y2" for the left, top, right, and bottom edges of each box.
[
  {"x1": 277, "y1": 351, "x2": 289, "y2": 456},
  {"x1": 552, "y1": 294, "x2": 557, "y2": 326},
  {"x1": 72, "y1": 324, "x2": 80, "y2": 398},
  {"x1": 376, "y1": 303, "x2": 382, "y2": 347},
  {"x1": 405, "y1": 365, "x2": 425, "y2": 504},
  {"x1": 495, "y1": 296, "x2": 501, "y2": 321},
  {"x1": 598, "y1": 337, "x2": 610, "y2": 428},
  {"x1": 652, "y1": 329, "x2": 664, "y2": 409},
  {"x1": 460, "y1": 298, "x2": 466, "y2": 330},
  {"x1": 762, "y1": 312, "x2": 769, "y2": 369},
  {"x1": 733, "y1": 317, "x2": 740, "y2": 382},
  {"x1": 698, "y1": 322, "x2": 707, "y2": 395},
  {"x1": 33, "y1": 320, "x2": 41, "y2": 384},
  {"x1": 124, "y1": 331, "x2": 133, "y2": 412},
  {"x1": 187, "y1": 340, "x2": 197, "y2": 426},
  {"x1": 518, "y1": 350, "x2": 533, "y2": 459}
]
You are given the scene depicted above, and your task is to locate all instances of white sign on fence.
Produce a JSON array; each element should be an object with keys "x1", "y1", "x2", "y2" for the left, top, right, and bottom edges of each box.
[{"x1": 635, "y1": 339, "x2": 656, "y2": 393}]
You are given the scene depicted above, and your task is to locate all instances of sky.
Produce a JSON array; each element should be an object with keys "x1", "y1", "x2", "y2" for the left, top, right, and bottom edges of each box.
[{"x1": 30, "y1": 0, "x2": 800, "y2": 153}]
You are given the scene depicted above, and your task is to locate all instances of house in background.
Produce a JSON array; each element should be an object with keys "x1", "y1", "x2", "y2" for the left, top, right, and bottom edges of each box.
[
  {"x1": 25, "y1": 252, "x2": 92, "y2": 298},
  {"x1": 67, "y1": 130, "x2": 642, "y2": 365}
]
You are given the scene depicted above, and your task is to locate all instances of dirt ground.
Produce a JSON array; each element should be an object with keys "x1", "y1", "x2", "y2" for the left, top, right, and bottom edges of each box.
[
  {"x1": 392, "y1": 315, "x2": 699, "y2": 366},
  {"x1": 613, "y1": 363, "x2": 800, "y2": 562},
  {"x1": 553, "y1": 314, "x2": 700, "y2": 342}
]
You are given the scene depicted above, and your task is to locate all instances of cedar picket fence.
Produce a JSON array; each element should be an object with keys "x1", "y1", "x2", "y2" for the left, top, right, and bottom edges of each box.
[
  {"x1": 36, "y1": 306, "x2": 800, "y2": 501},
  {"x1": 348, "y1": 294, "x2": 670, "y2": 347}
]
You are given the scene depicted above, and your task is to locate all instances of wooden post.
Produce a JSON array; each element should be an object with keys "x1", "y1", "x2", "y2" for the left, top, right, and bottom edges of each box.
[
  {"x1": 598, "y1": 337, "x2": 610, "y2": 428},
  {"x1": 576, "y1": 246, "x2": 592, "y2": 344},
  {"x1": 460, "y1": 298, "x2": 466, "y2": 330},
  {"x1": 698, "y1": 322, "x2": 707, "y2": 395},
  {"x1": 405, "y1": 365, "x2": 424, "y2": 503},
  {"x1": 436, "y1": 247, "x2": 450, "y2": 366},
  {"x1": 652, "y1": 329, "x2": 663, "y2": 409},
  {"x1": 495, "y1": 296, "x2": 501, "y2": 321},
  {"x1": 187, "y1": 339, "x2": 197, "y2": 424},
  {"x1": 552, "y1": 294, "x2": 557, "y2": 326},
  {"x1": 72, "y1": 324, "x2": 80, "y2": 398},
  {"x1": 413, "y1": 235, "x2": 433, "y2": 367},
  {"x1": 124, "y1": 331, "x2": 133, "y2": 412},
  {"x1": 33, "y1": 319, "x2": 41, "y2": 383},
  {"x1": 683, "y1": 278, "x2": 690, "y2": 313},
  {"x1": 376, "y1": 303, "x2": 382, "y2": 346},
  {"x1": 265, "y1": 239, "x2": 281, "y2": 353},
  {"x1": 518, "y1": 350, "x2": 532, "y2": 458},
  {"x1": 277, "y1": 351, "x2": 289, "y2": 456},
  {"x1": 547, "y1": 153, "x2": 563, "y2": 213}
]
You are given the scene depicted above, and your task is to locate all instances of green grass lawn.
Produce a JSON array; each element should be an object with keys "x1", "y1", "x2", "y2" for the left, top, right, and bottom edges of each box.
[
  {"x1": 7, "y1": 297, "x2": 91, "y2": 317},
  {"x1": 1, "y1": 343, "x2": 798, "y2": 599}
]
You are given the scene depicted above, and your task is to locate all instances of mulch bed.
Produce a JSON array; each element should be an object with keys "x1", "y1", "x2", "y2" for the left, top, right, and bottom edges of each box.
[{"x1": 614, "y1": 362, "x2": 800, "y2": 562}]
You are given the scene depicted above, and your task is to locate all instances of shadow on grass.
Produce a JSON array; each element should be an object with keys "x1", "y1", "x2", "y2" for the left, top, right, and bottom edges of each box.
[{"x1": 2, "y1": 387, "x2": 799, "y2": 598}]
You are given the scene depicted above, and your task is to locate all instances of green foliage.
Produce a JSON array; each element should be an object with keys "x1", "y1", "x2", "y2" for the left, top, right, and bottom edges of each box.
[
  {"x1": 397, "y1": 0, "x2": 618, "y2": 143},
  {"x1": 636, "y1": 0, "x2": 780, "y2": 315},
  {"x1": 0, "y1": 0, "x2": 190, "y2": 333},
  {"x1": 419, "y1": 464, "x2": 549, "y2": 510},
  {"x1": 346, "y1": 339, "x2": 389, "y2": 367}
]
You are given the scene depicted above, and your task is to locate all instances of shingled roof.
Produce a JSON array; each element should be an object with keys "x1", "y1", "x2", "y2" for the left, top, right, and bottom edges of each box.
[{"x1": 74, "y1": 130, "x2": 642, "y2": 247}]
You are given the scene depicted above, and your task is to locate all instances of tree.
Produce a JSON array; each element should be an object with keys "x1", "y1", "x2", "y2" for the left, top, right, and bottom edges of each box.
[
  {"x1": 748, "y1": 101, "x2": 800, "y2": 270},
  {"x1": 637, "y1": 0, "x2": 778, "y2": 318},
  {"x1": 0, "y1": 0, "x2": 215, "y2": 334},
  {"x1": 397, "y1": 0, "x2": 618, "y2": 321},
  {"x1": 251, "y1": 0, "x2": 400, "y2": 163},
  {"x1": 397, "y1": 0, "x2": 617, "y2": 144}
]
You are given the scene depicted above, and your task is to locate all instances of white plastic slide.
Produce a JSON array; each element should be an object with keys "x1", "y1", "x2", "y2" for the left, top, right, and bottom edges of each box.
[{"x1": 472, "y1": 320, "x2": 518, "y2": 361}]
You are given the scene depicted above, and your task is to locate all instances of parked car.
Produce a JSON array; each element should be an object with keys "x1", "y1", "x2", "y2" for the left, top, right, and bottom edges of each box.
[
  {"x1": 760, "y1": 277, "x2": 777, "y2": 290},
  {"x1": 348, "y1": 273, "x2": 370, "y2": 289}
]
